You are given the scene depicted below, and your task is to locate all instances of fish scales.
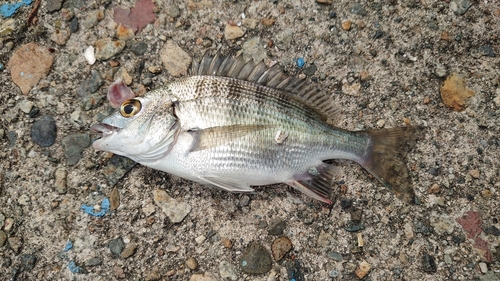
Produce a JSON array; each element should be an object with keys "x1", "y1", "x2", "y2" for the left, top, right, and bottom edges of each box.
[
  {"x1": 91, "y1": 52, "x2": 421, "y2": 204},
  {"x1": 167, "y1": 76, "x2": 342, "y2": 174}
]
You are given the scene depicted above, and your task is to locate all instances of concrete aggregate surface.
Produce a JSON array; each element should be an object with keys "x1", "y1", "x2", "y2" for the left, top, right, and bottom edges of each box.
[{"x1": 0, "y1": 0, "x2": 499, "y2": 280}]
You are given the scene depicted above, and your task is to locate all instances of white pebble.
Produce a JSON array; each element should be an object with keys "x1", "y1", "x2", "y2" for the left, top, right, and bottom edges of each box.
[
  {"x1": 479, "y1": 262, "x2": 488, "y2": 273},
  {"x1": 84, "y1": 46, "x2": 96, "y2": 65},
  {"x1": 195, "y1": 235, "x2": 206, "y2": 244}
]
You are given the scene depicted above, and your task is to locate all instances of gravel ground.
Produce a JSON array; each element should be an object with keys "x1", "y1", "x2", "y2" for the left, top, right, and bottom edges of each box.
[{"x1": 1, "y1": 0, "x2": 499, "y2": 280}]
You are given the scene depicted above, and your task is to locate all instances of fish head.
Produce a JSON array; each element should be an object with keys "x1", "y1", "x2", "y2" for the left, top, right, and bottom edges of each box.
[{"x1": 91, "y1": 90, "x2": 179, "y2": 163}]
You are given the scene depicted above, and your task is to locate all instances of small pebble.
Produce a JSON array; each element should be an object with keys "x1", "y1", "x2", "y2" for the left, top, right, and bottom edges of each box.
[
  {"x1": 54, "y1": 168, "x2": 67, "y2": 194},
  {"x1": 354, "y1": 261, "x2": 371, "y2": 279},
  {"x1": 95, "y1": 38, "x2": 126, "y2": 61},
  {"x1": 479, "y1": 262, "x2": 487, "y2": 273},
  {"x1": 186, "y1": 257, "x2": 198, "y2": 270},
  {"x1": 195, "y1": 235, "x2": 206, "y2": 244},
  {"x1": 239, "y1": 242, "x2": 272, "y2": 274},
  {"x1": 224, "y1": 23, "x2": 245, "y2": 40},
  {"x1": 148, "y1": 66, "x2": 162, "y2": 74},
  {"x1": 50, "y1": 29, "x2": 71, "y2": 45},
  {"x1": 130, "y1": 41, "x2": 148, "y2": 56},
  {"x1": 341, "y1": 20, "x2": 352, "y2": 31},
  {"x1": 268, "y1": 219, "x2": 286, "y2": 235},
  {"x1": 31, "y1": 115, "x2": 57, "y2": 147},
  {"x1": 69, "y1": 17, "x2": 79, "y2": 33},
  {"x1": 18, "y1": 194, "x2": 30, "y2": 205},
  {"x1": 19, "y1": 100, "x2": 34, "y2": 113},
  {"x1": 21, "y1": 254, "x2": 36, "y2": 270},
  {"x1": 450, "y1": 0, "x2": 472, "y2": 15},
  {"x1": 271, "y1": 237, "x2": 292, "y2": 261},
  {"x1": 219, "y1": 260, "x2": 238, "y2": 281},
  {"x1": 469, "y1": 169, "x2": 480, "y2": 179},
  {"x1": 120, "y1": 244, "x2": 137, "y2": 259},
  {"x1": 145, "y1": 271, "x2": 161, "y2": 281},
  {"x1": 46, "y1": 0, "x2": 63, "y2": 12},
  {"x1": 429, "y1": 167, "x2": 439, "y2": 176},
  {"x1": 376, "y1": 119, "x2": 385, "y2": 128},
  {"x1": 221, "y1": 238, "x2": 232, "y2": 248},
  {"x1": 8, "y1": 237, "x2": 22, "y2": 253},
  {"x1": 160, "y1": 40, "x2": 192, "y2": 77},
  {"x1": 4, "y1": 218, "x2": 14, "y2": 232},
  {"x1": 62, "y1": 134, "x2": 91, "y2": 166},
  {"x1": 327, "y1": 251, "x2": 343, "y2": 261},
  {"x1": 85, "y1": 257, "x2": 102, "y2": 267},
  {"x1": 422, "y1": 252, "x2": 437, "y2": 273},
  {"x1": 108, "y1": 237, "x2": 125, "y2": 258},
  {"x1": 0, "y1": 231, "x2": 7, "y2": 247}
]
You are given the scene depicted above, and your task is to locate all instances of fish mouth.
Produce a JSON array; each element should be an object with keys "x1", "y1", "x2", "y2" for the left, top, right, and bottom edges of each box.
[{"x1": 90, "y1": 123, "x2": 119, "y2": 136}]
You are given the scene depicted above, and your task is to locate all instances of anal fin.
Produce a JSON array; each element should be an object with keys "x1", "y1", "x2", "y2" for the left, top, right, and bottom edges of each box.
[
  {"x1": 287, "y1": 163, "x2": 338, "y2": 205},
  {"x1": 199, "y1": 175, "x2": 255, "y2": 193}
]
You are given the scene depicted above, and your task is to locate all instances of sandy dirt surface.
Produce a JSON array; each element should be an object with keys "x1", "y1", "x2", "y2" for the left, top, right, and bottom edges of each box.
[{"x1": 0, "y1": 0, "x2": 499, "y2": 280}]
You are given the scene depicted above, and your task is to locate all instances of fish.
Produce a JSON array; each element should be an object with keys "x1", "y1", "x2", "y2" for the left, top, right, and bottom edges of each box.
[{"x1": 91, "y1": 51, "x2": 421, "y2": 204}]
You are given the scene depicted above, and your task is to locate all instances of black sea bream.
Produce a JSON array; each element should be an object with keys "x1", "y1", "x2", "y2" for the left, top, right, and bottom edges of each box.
[{"x1": 91, "y1": 52, "x2": 420, "y2": 204}]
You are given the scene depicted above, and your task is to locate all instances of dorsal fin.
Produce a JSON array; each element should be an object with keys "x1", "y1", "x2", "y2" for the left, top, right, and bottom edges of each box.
[{"x1": 190, "y1": 51, "x2": 341, "y2": 123}]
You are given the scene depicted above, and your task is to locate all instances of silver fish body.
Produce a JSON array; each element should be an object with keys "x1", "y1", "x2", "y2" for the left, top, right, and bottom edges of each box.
[{"x1": 92, "y1": 53, "x2": 419, "y2": 204}]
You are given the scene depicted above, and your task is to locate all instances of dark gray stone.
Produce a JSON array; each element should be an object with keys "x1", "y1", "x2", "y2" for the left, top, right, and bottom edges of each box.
[
  {"x1": 63, "y1": 0, "x2": 87, "y2": 9},
  {"x1": 130, "y1": 41, "x2": 148, "y2": 56},
  {"x1": 414, "y1": 219, "x2": 431, "y2": 235},
  {"x1": 327, "y1": 251, "x2": 343, "y2": 261},
  {"x1": 480, "y1": 45, "x2": 496, "y2": 57},
  {"x1": 350, "y1": 3, "x2": 367, "y2": 16},
  {"x1": 7, "y1": 131, "x2": 17, "y2": 147},
  {"x1": 268, "y1": 219, "x2": 286, "y2": 235},
  {"x1": 239, "y1": 242, "x2": 272, "y2": 274},
  {"x1": 303, "y1": 65, "x2": 317, "y2": 76},
  {"x1": 103, "y1": 155, "x2": 137, "y2": 187},
  {"x1": 85, "y1": 257, "x2": 102, "y2": 267},
  {"x1": 31, "y1": 115, "x2": 57, "y2": 147},
  {"x1": 70, "y1": 17, "x2": 79, "y2": 33},
  {"x1": 428, "y1": 167, "x2": 439, "y2": 176},
  {"x1": 483, "y1": 225, "x2": 500, "y2": 236},
  {"x1": 422, "y1": 252, "x2": 437, "y2": 273},
  {"x1": 21, "y1": 254, "x2": 36, "y2": 270},
  {"x1": 450, "y1": 0, "x2": 472, "y2": 15},
  {"x1": 344, "y1": 221, "x2": 365, "y2": 232},
  {"x1": 46, "y1": 0, "x2": 63, "y2": 12},
  {"x1": 88, "y1": 70, "x2": 103, "y2": 93},
  {"x1": 81, "y1": 93, "x2": 103, "y2": 111},
  {"x1": 62, "y1": 134, "x2": 90, "y2": 166},
  {"x1": 108, "y1": 237, "x2": 125, "y2": 258}
]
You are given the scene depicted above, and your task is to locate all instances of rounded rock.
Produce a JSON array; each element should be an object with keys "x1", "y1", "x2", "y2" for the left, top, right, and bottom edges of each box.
[
  {"x1": 271, "y1": 237, "x2": 292, "y2": 261},
  {"x1": 31, "y1": 115, "x2": 57, "y2": 147},
  {"x1": 186, "y1": 257, "x2": 198, "y2": 270},
  {"x1": 239, "y1": 242, "x2": 272, "y2": 274}
]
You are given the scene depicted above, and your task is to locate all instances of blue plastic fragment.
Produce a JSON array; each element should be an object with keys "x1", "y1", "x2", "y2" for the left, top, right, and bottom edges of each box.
[
  {"x1": 63, "y1": 240, "x2": 73, "y2": 252},
  {"x1": 80, "y1": 198, "x2": 110, "y2": 217},
  {"x1": 0, "y1": 63, "x2": 3, "y2": 70},
  {"x1": 0, "y1": 0, "x2": 33, "y2": 18},
  {"x1": 296, "y1": 57, "x2": 305, "y2": 68},
  {"x1": 68, "y1": 261, "x2": 82, "y2": 273}
]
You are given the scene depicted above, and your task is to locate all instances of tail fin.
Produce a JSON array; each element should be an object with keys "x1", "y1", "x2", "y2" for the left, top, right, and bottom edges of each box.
[{"x1": 357, "y1": 126, "x2": 422, "y2": 204}]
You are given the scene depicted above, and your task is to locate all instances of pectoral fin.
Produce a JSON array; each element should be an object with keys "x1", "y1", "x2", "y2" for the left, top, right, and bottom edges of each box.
[
  {"x1": 199, "y1": 175, "x2": 255, "y2": 193},
  {"x1": 188, "y1": 124, "x2": 271, "y2": 152}
]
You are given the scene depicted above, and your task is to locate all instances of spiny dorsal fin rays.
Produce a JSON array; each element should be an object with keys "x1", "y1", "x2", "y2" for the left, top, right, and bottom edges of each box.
[
  {"x1": 188, "y1": 124, "x2": 272, "y2": 152},
  {"x1": 191, "y1": 51, "x2": 341, "y2": 123},
  {"x1": 207, "y1": 50, "x2": 224, "y2": 75},
  {"x1": 236, "y1": 59, "x2": 257, "y2": 80},
  {"x1": 247, "y1": 61, "x2": 268, "y2": 82}
]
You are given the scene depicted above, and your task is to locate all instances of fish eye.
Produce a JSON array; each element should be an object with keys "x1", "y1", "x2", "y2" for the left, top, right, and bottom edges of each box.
[{"x1": 120, "y1": 99, "x2": 142, "y2": 117}]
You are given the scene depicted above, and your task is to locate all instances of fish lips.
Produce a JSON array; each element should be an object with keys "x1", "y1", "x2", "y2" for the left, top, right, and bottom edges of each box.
[{"x1": 90, "y1": 123, "x2": 119, "y2": 137}]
